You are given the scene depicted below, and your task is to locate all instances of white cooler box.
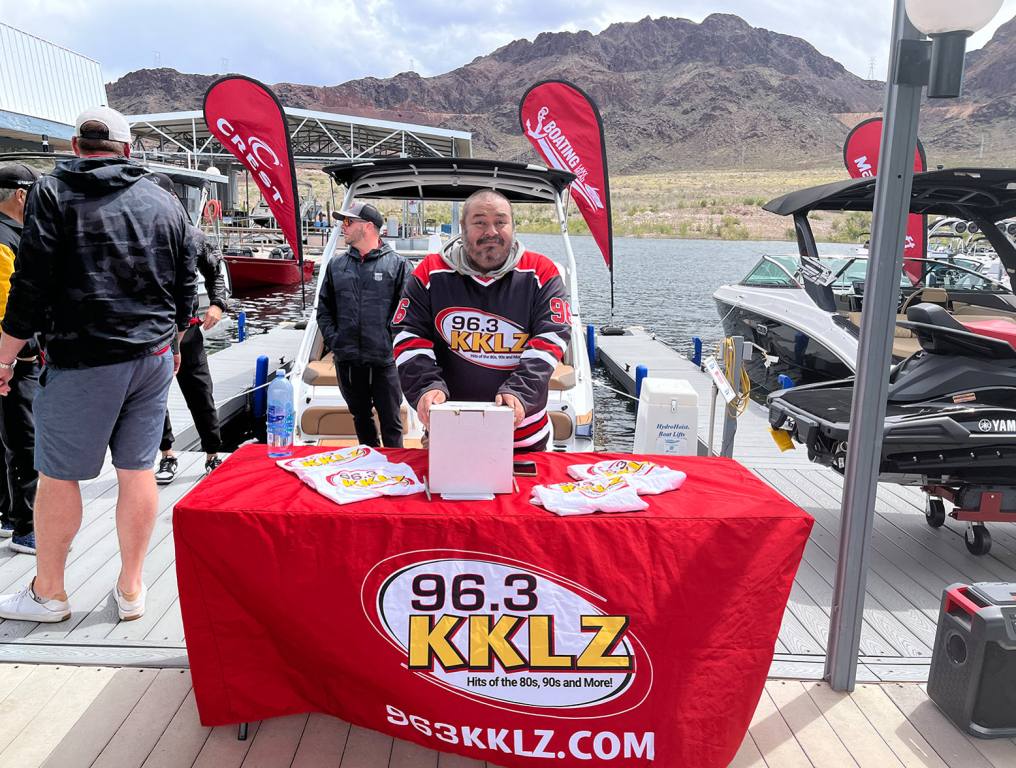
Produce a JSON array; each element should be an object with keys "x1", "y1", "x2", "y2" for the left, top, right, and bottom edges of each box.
[
  {"x1": 633, "y1": 378, "x2": 699, "y2": 455},
  {"x1": 429, "y1": 402, "x2": 514, "y2": 498}
]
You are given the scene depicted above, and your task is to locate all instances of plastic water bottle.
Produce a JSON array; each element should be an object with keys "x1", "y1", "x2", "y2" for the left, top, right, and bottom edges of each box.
[{"x1": 266, "y1": 370, "x2": 294, "y2": 457}]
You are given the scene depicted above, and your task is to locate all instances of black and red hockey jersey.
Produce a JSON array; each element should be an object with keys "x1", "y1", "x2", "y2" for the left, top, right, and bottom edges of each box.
[{"x1": 393, "y1": 250, "x2": 572, "y2": 451}]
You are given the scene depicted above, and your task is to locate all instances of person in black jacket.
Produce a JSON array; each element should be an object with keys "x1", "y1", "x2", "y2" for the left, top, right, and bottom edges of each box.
[
  {"x1": 148, "y1": 174, "x2": 230, "y2": 484},
  {"x1": 0, "y1": 163, "x2": 42, "y2": 554},
  {"x1": 316, "y1": 201, "x2": 408, "y2": 447},
  {"x1": 0, "y1": 106, "x2": 197, "y2": 625}
]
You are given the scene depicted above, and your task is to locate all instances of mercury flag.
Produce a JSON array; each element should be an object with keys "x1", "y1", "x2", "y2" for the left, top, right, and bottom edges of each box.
[
  {"x1": 203, "y1": 76, "x2": 304, "y2": 278},
  {"x1": 843, "y1": 117, "x2": 927, "y2": 283},
  {"x1": 519, "y1": 81, "x2": 614, "y2": 305}
]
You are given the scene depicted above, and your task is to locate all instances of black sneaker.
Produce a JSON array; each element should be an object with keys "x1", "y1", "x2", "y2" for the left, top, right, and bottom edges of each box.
[
  {"x1": 155, "y1": 456, "x2": 178, "y2": 485},
  {"x1": 204, "y1": 455, "x2": 223, "y2": 475}
]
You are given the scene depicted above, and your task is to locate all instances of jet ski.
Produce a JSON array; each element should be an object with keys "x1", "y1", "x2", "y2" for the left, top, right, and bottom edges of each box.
[{"x1": 768, "y1": 303, "x2": 1016, "y2": 556}]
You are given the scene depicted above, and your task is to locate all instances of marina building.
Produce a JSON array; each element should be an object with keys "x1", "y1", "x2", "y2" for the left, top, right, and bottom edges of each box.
[{"x1": 0, "y1": 22, "x2": 107, "y2": 152}]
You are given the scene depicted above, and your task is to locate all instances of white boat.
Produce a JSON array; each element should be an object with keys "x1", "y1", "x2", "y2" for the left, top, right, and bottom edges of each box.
[
  {"x1": 714, "y1": 168, "x2": 1016, "y2": 391},
  {"x1": 292, "y1": 158, "x2": 595, "y2": 451}
]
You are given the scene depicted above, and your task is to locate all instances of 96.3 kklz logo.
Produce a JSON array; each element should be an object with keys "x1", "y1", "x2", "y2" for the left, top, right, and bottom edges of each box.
[{"x1": 361, "y1": 551, "x2": 656, "y2": 761}]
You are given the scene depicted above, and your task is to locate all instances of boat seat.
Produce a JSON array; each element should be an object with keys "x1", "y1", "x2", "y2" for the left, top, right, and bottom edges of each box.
[
  {"x1": 549, "y1": 364, "x2": 576, "y2": 390},
  {"x1": 301, "y1": 404, "x2": 410, "y2": 437},
  {"x1": 961, "y1": 317, "x2": 1016, "y2": 351},
  {"x1": 891, "y1": 336, "x2": 923, "y2": 359},
  {"x1": 303, "y1": 353, "x2": 337, "y2": 386},
  {"x1": 550, "y1": 411, "x2": 573, "y2": 440},
  {"x1": 846, "y1": 312, "x2": 917, "y2": 339}
]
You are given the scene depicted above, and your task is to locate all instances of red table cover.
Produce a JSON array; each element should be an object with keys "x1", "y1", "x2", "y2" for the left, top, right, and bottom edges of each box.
[{"x1": 174, "y1": 445, "x2": 812, "y2": 767}]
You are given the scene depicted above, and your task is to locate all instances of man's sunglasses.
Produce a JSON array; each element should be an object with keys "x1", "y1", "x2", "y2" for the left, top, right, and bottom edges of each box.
[{"x1": 340, "y1": 216, "x2": 363, "y2": 226}]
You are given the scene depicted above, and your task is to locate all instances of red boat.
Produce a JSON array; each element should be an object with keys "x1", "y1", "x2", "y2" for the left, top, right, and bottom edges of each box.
[{"x1": 223, "y1": 245, "x2": 315, "y2": 290}]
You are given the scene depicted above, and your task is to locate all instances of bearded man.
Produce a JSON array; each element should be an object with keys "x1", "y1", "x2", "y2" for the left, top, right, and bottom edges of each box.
[{"x1": 393, "y1": 188, "x2": 571, "y2": 452}]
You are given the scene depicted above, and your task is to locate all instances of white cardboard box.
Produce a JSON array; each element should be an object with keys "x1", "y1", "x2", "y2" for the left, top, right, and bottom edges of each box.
[{"x1": 429, "y1": 402, "x2": 514, "y2": 497}]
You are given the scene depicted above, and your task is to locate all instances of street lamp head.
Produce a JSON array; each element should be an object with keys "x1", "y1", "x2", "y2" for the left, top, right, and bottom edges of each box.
[
  {"x1": 905, "y1": 0, "x2": 1004, "y2": 98},
  {"x1": 904, "y1": 0, "x2": 1003, "y2": 35}
]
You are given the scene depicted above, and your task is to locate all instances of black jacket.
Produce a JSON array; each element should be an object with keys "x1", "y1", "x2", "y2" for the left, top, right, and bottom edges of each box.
[
  {"x1": 316, "y1": 242, "x2": 408, "y2": 365},
  {"x1": 192, "y1": 228, "x2": 229, "y2": 315},
  {"x1": 3, "y1": 158, "x2": 198, "y2": 368}
]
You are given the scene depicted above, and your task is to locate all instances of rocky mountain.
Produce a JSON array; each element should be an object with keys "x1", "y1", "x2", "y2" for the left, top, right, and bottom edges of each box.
[
  {"x1": 919, "y1": 15, "x2": 1016, "y2": 165},
  {"x1": 107, "y1": 13, "x2": 1016, "y2": 172}
]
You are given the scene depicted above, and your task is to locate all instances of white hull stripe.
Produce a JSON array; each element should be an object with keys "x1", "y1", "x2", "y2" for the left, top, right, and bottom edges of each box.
[
  {"x1": 514, "y1": 422, "x2": 552, "y2": 448},
  {"x1": 396, "y1": 348, "x2": 436, "y2": 367},
  {"x1": 536, "y1": 331, "x2": 568, "y2": 354},
  {"x1": 521, "y1": 348, "x2": 559, "y2": 368}
]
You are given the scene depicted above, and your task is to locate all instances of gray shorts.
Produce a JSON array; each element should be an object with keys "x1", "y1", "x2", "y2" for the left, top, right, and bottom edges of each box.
[{"x1": 35, "y1": 350, "x2": 174, "y2": 480}]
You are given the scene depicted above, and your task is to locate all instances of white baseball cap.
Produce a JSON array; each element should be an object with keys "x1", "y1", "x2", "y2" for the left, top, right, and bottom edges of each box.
[{"x1": 74, "y1": 106, "x2": 132, "y2": 144}]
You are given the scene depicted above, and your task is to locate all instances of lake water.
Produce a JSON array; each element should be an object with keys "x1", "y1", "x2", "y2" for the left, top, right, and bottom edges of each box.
[{"x1": 227, "y1": 234, "x2": 858, "y2": 451}]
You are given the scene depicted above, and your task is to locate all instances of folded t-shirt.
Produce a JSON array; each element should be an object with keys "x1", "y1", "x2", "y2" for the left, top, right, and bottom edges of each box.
[
  {"x1": 567, "y1": 459, "x2": 686, "y2": 496},
  {"x1": 530, "y1": 476, "x2": 648, "y2": 516},
  {"x1": 278, "y1": 446, "x2": 425, "y2": 505}
]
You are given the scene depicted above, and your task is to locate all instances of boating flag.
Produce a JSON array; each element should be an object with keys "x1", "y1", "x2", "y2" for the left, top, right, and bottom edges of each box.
[
  {"x1": 843, "y1": 117, "x2": 927, "y2": 283},
  {"x1": 520, "y1": 80, "x2": 615, "y2": 307},
  {"x1": 204, "y1": 76, "x2": 306, "y2": 303}
]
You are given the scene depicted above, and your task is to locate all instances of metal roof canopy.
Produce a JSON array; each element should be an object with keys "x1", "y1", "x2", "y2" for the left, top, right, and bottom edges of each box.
[
  {"x1": 0, "y1": 151, "x2": 228, "y2": 186},
  {"x1": 323, "y1": 158, "x2": 575, "y2": 202},
  {"x1": 764, "y1": 168, "x2": 1016, "y2": 221},
  {"x1": 126, "y1": 108, "x2": 472, "y2": 169}
]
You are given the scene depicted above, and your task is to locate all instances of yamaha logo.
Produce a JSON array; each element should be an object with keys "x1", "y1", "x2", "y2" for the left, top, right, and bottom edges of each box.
[{"x1": 978, "y1": 418, "x2": 1016, "y2": 433}]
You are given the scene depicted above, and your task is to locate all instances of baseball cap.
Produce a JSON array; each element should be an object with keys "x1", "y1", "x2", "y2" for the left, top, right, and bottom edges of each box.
[
  {"x1": 0, "y1": 163, "x2": 41, "y2": 190},
  {"x1": 336, "y1": 201, "x2": 384, "y2": 229},
  {"x1": 74, "y1": 106, "x2": 132, "y2": 144}
]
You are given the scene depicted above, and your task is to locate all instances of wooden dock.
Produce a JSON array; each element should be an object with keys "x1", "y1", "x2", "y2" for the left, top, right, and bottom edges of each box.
[
  {"x1": 166, "y1": 328, "x2": 303, "y2": 452},
  {"x1": 2, "y1": 665, "x2": 1013, "y2": 768},
  {"x1": 596, "y1": 328, "x2": 817, "y2": 467},
  {"x1": 0, "y1": 326, "x2": 1012, "y2": 766}
]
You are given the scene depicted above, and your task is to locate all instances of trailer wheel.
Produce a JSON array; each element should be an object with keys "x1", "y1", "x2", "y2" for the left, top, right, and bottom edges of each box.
[
  {"x1": 965, "y1": 524, "x2": 992, "y2": 556},
  {"x1": 925, "y1": 498, "x2": 946, "y2": 528}
]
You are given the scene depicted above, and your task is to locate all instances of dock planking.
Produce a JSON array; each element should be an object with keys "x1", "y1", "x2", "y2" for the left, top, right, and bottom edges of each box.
[
  {"x1": 2, "y1": 665, "x2": 1009, "y2": 768},
  {"x1": 596, "y1": 327, "x2": 817, "y2": 465}
]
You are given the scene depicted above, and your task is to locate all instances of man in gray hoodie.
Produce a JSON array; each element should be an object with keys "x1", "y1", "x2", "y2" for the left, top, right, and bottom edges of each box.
[{"x1": 0, "y1": 107, "x2": 197, "y2": 624}]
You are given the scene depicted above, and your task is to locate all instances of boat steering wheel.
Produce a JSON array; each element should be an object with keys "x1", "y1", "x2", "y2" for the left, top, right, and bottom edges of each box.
[{"x1": 899, "y1": 286, "x2": 946, "y2": 315}]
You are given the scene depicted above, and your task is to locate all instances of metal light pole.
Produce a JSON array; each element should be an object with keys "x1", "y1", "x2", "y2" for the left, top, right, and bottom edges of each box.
[{"x1": 825, "y1": 0, "x2": 1004, "y2": 691}]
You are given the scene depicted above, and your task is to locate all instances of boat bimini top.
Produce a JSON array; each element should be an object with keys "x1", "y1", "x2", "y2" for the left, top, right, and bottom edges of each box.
[
  {"x1": 322, "y1": 156, "x2": 582, "y2": 308},
  {"x1": 323, "y1": 157, "x2": 576, "y2": 203},
  {"x1": 764, "y1": 168, "x2": 1016, "y2": 290}
]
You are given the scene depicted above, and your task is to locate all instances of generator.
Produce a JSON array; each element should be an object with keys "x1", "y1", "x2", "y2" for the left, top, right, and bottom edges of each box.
[{"x1": 927, "y1": 583, "x2": 1016, "y2": 738}]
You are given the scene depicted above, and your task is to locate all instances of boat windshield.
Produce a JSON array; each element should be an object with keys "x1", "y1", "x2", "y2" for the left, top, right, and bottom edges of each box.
[{"x1": 741, "y1": 254, "x2": 1009, "y2": 293}]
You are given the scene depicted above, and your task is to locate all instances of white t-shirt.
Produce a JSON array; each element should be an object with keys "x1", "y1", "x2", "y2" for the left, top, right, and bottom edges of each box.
[
  {"x1": 567, "y1": 459, "x2": 687, "y2": 496},
  {"x1": 279, "y1": 446, "x2": 425, "y2": 505},
  {"x1": 530, "y1": 476, "x2": 648, "y2": 516}
]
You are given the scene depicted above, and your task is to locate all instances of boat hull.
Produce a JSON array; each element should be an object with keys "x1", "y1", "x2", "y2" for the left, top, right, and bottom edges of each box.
[
  {"x1": 225, "y1": 256, "x2": 315, "y2": 290},
  {"x1": 715, "y1": 296, "x2": 854, "y2": 392}
]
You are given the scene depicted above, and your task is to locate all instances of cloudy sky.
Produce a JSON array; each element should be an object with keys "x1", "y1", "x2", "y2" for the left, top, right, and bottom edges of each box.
[{"x1": 2, "y1": 0, "x2": 1014, "y2": 85}]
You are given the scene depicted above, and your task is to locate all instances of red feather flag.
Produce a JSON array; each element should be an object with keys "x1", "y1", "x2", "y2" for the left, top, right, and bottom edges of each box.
[
  {"x1": 843, "y1": 117, "x2": 927, "y2": 283},
  {"x1": 203, "y1": 76, "x2": 305, "y2": 301},
  {"x1": 520, "y1": 81, "x2": 615, "y2": 307}
]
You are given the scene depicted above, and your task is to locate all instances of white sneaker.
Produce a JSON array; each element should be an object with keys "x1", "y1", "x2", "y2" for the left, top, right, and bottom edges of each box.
[
  {"x1": 0, "y1": 583, "x2": 71, "y2": 622},
  {"x1": 114, "y1": 583, "x2": 146, "y2": 621}
]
